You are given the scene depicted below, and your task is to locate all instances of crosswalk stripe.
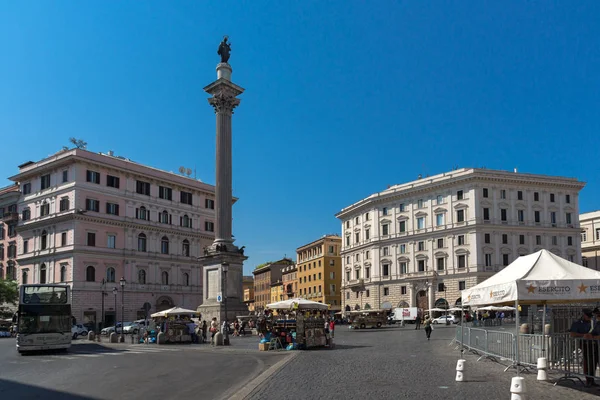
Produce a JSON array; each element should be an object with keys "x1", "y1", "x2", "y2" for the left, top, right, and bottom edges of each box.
[{"x1": 77, "y1": 354, "x2": 101, "y2": 358}]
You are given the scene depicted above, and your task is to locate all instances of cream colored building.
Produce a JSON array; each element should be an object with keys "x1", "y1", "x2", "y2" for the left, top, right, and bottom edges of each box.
[
  {"x1": 581, "y1": 211, "x2": 600, "y2": 270},
  {"x1": 336, "y1": 168, "x2": 585, "y2": 314}
]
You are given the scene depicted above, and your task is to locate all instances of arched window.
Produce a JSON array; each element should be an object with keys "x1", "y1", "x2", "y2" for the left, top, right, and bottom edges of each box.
[
  {"x1": 22, "y1": 270, "x2": 28, "y2": 284},
  {"x1": 183, "y1": 272, "x2": 189, "y2": 286},
  {"x1": 162, "y1": 271, "x2": 169, "y2": 285},
  {"x1": 181, "y1": 215, "x2": 191, "y2": 228},
  {"x1": 137, "y1": 206, "x2": 148, "y2": 220},
  {"x1": 182, "y1": 239, "x2": 190, "y2": 257},
  {"x1": 41, "y1": 230, "x2": 48, "y2": 250},
  {"x1": 160, "y1": 210, "x2": 169, "y2": 224},
  {"x1": 138, "y1": 233, "x2": 147, "y2": 252},
  {"x1": 138, "y1": 269, "x2": 146, "y2": 284},
  {"x1": 161, "y1": 236, "x2": 169, "y2": 254},
  {"x1": 106, "y1": 267, "x2": 116, "y2": 283},
  {"x1": 60, "y1": 265, "x2": 67, "y2": 282},
  {"x1": 40, "y1": 264, "x2": 47, "y2": 284},
  {"x1": 86, "y1": 266, "x2": 95, "y2": 282}
]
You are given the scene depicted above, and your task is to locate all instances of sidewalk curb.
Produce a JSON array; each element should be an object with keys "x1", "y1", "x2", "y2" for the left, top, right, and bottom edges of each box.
[{"x1": 225, "y1": 351, "x2": 299, "y2": 400}]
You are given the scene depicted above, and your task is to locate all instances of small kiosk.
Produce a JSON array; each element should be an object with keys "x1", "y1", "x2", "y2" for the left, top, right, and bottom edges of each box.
[
  {"x1": 150, "y1": 307, "x2": 198, "y2": 344},
  {"x1": 260, "y1": 298, "x2": 331, "y2": 350}
]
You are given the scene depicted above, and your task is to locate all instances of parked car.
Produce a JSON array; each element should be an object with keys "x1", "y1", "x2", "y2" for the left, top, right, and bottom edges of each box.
[
  {"x1": 123, "y1": 322, "x2": 144, "y2": 334},
  {"x1": 0, "y1": 327, "x2": 11, "y2": 338},
  {"x1": 71, "y1": 324, "x2": 88, "y2": 339},
  {"x1": 432, "y1": 315, "x2": 457, "y2": 324},
  {"x1": 101, "y1": 325, "x2": 117, "y2": 335}
]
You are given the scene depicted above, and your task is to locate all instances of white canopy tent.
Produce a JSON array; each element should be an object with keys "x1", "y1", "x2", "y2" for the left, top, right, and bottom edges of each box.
[
  {"x1": 266, "y1": 298, "x2": 329, "y2": 310},
  {"x1": 460, "y1": 249, "x2": 600, "y2": 375},
  {"x1": 150, "y1": 307, "x2": 198, "y2": 318}
]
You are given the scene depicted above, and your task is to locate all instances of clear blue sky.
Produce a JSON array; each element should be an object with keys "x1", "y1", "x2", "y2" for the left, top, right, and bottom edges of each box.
[{"x1": 1, "y1": 2, "x2": 599, "y2": 274}]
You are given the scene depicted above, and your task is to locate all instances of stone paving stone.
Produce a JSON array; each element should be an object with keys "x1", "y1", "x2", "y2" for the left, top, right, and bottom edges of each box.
[{"x1": 248, "y1": 325, "x2": 600, "y2": 399}]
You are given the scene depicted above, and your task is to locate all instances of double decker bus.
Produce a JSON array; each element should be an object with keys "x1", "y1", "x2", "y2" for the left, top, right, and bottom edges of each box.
[{"x1": 14, "y1": 284, "x2": 72, "y2": 354}]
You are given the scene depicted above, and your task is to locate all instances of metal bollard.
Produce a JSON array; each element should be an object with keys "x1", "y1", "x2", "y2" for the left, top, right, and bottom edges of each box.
[
  {"x1": 510, "y1": 376, "x2": 526, "y2": 400},
  {"x1": 455, "y1": 359, "x2": 466, "y2": 382},
  {"x1": 131, "y1": 335, "x2": 135, "y2": 344},
  {"x1": 537, "y1": 357, "x2": 548, "y2": 381}
]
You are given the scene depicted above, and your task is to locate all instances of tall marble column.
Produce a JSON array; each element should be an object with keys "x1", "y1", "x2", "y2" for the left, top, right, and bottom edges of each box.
[{"x1": 197, "y1": 49, "x2": 248, "y2": 324}]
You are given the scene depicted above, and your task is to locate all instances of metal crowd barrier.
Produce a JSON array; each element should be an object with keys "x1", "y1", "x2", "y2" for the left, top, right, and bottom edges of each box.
[{"x1": 453, "y1": 327, "x2": 600, "y2": 386}]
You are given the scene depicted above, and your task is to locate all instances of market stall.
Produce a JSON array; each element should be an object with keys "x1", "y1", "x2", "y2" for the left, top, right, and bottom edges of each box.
[
  {"x1": 262, "y1": 298, "x2": 331, "y2": 350},
  {"x1": 149, "y1": 307, "x2": 198, "y2": 344}
]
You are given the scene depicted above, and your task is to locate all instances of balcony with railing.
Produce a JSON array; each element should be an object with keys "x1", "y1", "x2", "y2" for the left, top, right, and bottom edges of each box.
[{"x1": 1, "y1": 212, "x2": 18, "y2": 223}]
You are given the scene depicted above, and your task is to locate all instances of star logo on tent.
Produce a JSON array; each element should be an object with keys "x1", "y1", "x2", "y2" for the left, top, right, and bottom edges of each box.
[
  {"x1": 490, "y1": 291, "x2": 493, "y2": 298},
  {"x1": 527, "y1": 284, "x2": 536, "y2": 294},
  {"x1": 578, "y1": 283, "x2": 588, "y2": 293},
  {"x1": 467, "y1": 295, "x2": 471, "y2": 302}
]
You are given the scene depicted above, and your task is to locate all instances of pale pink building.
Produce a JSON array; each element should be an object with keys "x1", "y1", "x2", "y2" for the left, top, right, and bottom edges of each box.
[
  {"x1": 9, "y1": 148, "x2": 217, "y2": 330},
  {"x1": 0, "y1": 184, "x2": 20, "y2": 281}
]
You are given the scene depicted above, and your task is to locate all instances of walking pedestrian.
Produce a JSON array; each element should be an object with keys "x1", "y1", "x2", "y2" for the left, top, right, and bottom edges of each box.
[
  {"x1": 210, "y1": 317, "x2": 219, "y2": 345},
  {"x1": 423, "y1": 316, "x2": 433, "y2": 340},
  {"x1": 415, "y1": 315, "x2": 422, "y2": 330},
  {"x1": 570, "y1": 308, "x2": 600, "y2": 387}
]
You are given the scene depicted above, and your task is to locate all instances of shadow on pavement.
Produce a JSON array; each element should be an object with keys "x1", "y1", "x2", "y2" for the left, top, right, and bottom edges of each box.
[{"x1": 0, "y1": 379, "x2": 96, "y2": 399}]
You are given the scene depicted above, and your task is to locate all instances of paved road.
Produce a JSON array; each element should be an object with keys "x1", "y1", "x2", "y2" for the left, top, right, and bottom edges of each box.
[
  {"x1": 248, "y1": 324, "x2": 600, "y2": 400},
  {"x1": 0, "y1": 336, "x2": 287, "y2": 400}
]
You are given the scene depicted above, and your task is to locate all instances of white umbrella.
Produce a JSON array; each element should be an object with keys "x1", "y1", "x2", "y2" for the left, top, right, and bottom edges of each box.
[
  {"x1": 428, "y1": 308, "x2": 447, "y2": 312},
  {"x1": 447, "y1": 307, "x2": 466, "y2": 312},
  {"x1": 266, "y1": 298, "x2": 329, "y2": 310},
  {"x1": 150, "y1": 306, "x2": 197, "y2": 318}
]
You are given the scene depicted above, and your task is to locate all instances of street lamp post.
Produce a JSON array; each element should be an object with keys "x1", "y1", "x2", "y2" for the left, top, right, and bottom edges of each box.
[
  {"x1": 112, "y1": 287, "x2": 117, "y2": 332},
  {"x1": 100, "y1": 279, "x2": 106, "y2": 332},
  {"x1": 119, "y1": 277, "x2": 126, "y2": 343},
  {"x1": 222, "y1": 262, "x2": 229, "y2": 346}
]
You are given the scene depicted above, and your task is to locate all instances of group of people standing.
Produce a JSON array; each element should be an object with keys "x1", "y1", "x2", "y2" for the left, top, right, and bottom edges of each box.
[{"x1": 570, "y1": 308, "x2": 600, "y2": 387}]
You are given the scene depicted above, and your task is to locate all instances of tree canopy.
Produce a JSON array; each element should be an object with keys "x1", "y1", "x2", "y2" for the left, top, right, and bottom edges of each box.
[{"x1": 0, "y1": 279, "x2": 18, "y2": 318}]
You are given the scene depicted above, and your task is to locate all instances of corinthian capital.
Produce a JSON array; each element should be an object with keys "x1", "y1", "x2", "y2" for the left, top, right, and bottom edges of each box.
[{"x1": 208, "y1": 90, "x2": 241, "y2": 114}]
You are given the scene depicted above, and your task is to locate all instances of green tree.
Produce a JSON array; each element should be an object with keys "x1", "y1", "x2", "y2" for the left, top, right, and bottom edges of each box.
[{"x1": 0, "y1": 279, "x2": 18, "y2": 318}]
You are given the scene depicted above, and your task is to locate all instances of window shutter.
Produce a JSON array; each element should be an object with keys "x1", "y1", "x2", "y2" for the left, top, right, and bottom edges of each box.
[
  {"x1": 136, "y1": 208, "x2": 139, "y2": 219},
  {"x1": 105, "y1": 203, "x2": 109, "y2": 213},
  {"x1": 169, "y1": 215, "x2": 172, "y2": 225},
  {"x1": 180, "y1": 216, "x2": 182, "y2": 226},
  {"x1": 115, "y1": 205, "x2": 119, "y2": 216},
  {"x1": 190, "y1": 219, "x2": 192, "y2": 229}
]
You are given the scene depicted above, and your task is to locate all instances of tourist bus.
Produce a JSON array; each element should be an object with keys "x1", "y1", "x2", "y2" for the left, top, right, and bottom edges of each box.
[
  {"x1": 349, "y1": 309, "x2": 388, "y2": 329},
  {"x1": 14, "y1": 284, "x2": 72, "y2": 354}
]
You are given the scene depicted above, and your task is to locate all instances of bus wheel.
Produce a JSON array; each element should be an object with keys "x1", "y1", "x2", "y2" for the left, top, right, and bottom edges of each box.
[
  {"x1": 376, "y1": 322, "x2": 382, "y2": 328},
  {"x1": 360, "y1": 323, "x2": 366, "y2": 329}
]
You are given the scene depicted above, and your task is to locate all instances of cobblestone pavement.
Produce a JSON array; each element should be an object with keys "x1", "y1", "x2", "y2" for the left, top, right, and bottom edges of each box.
[{"x1": 248, "y1": 325, "x2": 600, "y2": 399}]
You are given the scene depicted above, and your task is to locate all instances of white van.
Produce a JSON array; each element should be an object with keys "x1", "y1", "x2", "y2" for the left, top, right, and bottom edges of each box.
[{"x1": 389, "y1": 307, "x2": 418, "y2": 323}]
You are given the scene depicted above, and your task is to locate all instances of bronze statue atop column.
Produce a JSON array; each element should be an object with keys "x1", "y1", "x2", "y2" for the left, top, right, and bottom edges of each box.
[{"x1": 218, "y1": 36, "x2": 231, "y2": 64}]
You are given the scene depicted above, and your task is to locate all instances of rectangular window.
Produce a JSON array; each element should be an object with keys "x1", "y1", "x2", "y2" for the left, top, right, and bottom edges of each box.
[
  {"x1": 107, "y1": 175, "x2": 120, "y2": 188},
  {"x1": 457, "y1": 190, "x2": 463, "y2": 200},
  {"x1": 106, "y1": 203, "x2": 119, "y2": 216},
  {"x1": 383, "y1": 247, "x2": 389, "y2": 256},
  {"x1": 483, "y1": 208, "x2": 490, "y2": 221},
  {"x1": 136, "y1": 180, "x2": 151, "y2": 196},
  {"x1": 534, "y1": 192, "x2": 539, "y2": 201},
  {"x1": 482, "y1": 188, "x2": 488, "y2": 198},
  {"x1": 382, "y1": 264, "x2": 389, "y2": 277},
  {"x1": 382, "y1": 207, "x2": 388, "y2": 216},
  {"x1": 536, "y1": 235, "x2": 542, "y2": 245},
  {"x1": 566, "y1": 213, "x2": 572, "y2": 225},
  {"x1": 158, "y1": 186, "x2": 172, "y2": 200},
  {"x1": 437, "y1": 238, "x2": 444, "y2": 248},
  {"x1": 365, "y1": 251, "x2": 370, "y2": 259},
  {"x1": 22, "y1": 183, "x2": 31, "y2": 195},
  {"x1": 503, "y1": 254, "x2": 509, "y2": 266},
  {"x1": 567, "y1": 236, "x2": 573, "y2": 246},
  {"x1": 41, "y1": 174, "x2": 51, "y2": 190},
  {"x1": 401, "y1": 286, "x2": 407, "y2": 295},
  {"x1": 437, "y1": 195, "x2": 444, "y2": 205},
  {"x1": 346, "y1": 236, "x2": 350, "y2": 246},
  {"x1": 382, "y1": 224, "x2": 389, "y2": 236},
  {"x1": 418, "y1": 260, "x2": 425, "y2": 272},
  {"x1": 485, "y1": 253, "x2": 492, "y2": 267},
  {"x1": 399, "y1": 221, "x2": 406, "y2": 232},
  {"x1": 205, "y1": 199, "x2": 215, "y2": 209},
  {"x1": 417, "y1": 199, "x2": 423, "y2": 208},
  {"x1": 365, "y1": 290, "x2": 370, "y2": 298},
  {"x1": 383, "y1": 287, "x2": 389, "y2": 296},
  {"x1": 457, "y1": 255, "x2": 466, "y2": 268},
  {"x1": 180, "y1": 191, "x2": 193, "y2": 205},
  {"x1": 399, "y1": 203, "x2": 405, "y2": 212},
  {"x1": 330, "y1": 272, "x2": 335, "y2": 279},
  {"x1": 23, "y1": 240, "x2": 29, "y2": 254},
  {"x1": 518, "y1": 210, "x2": 524, "y2": 223},
  {"x1": 417, "y1": 241, "x2": 424, "y2": 251},
  {"x1": 355, "y1": 232, "x2": 360, "y2": 243},
  {"x1": 62, "y1": 170, "x2": 68, "y2": 183},
  {"x1": 85, "y1": 199, "x2": 100, "y2": 212},
  {"x1": 59, "y1": 197, "x2": 69, "y2": 212},
  {"x1": 534, "y1": 211, "x2": 541, "y2": 223},
  {"x1": 365, "y1": 229, "x2": 370, "y2": 240},
  {"x1": 484, "y1": 233, "x2": 491, "y2": 244},
  {"x1": 519, "y1": 235, "x2": 525, "y2": 245},
  {"x1": 86, "y1": 170, "x2": 101, "y2": 184},
  {"x1": 416, "y1": 217, "x2": 425, "y2": 230},
  {"x1": 61, "y1": 232, "x2": 67, "y2": 247},
  {"x1": 436, "y1": 214, "x2": 444, "y2": 226},
  {"x1": 459, "y1": 281, "x2": 466, "y2": 291},
  {"x1": 87, "y1": 232, "x2": 96, "y2": 247},
  {"x1": 500, "y1": 190, "x2": 506, "y2": 199},
  {"x1": 399, "y1": 244, "x2": 406, "y2": 254},
  {"x1": 550, "y1": 212, "x2": 557, "y2": 225},
  {"x1": 500, "y1": 209, "x2": 507, "y2": 222},
  {"x1": 458, "y1": 235, "x2": 465, "y2": 245},
  {"x1": 436, "y1": 257, "x2": 444, "y2": 271},
  {"x1": 517, "y1": 191, "x2": 523, "y2": 200},
  {"x1": 582, "y1": 232, "x2": 587, "y2": 242},
  {"x1": 502, "y1": 234, "x2": 508, "y2": 244},
  {"x1": 550, "y1": 193, "x2": 555, "y2": 202},
  {"x1": 400, "y1": 262, "x2": 407, "y2": 274},
  {"x1": 456, "y1": 209, "x2": 465, "y2": 223},
  {"x1": 205, "y1": 221, "x2": 214, "y2": 232},
  {"x1": 566, "y1": 194, "x2": 571, "y2": 204},
  {"x1": 107, "y1": 235, "x2": 116, "y2": 249},
  {"x1": 365, "y1": 212, "x2": 370, "y2": 221},
  {"x1": 40, "y1": 203, "x2": 50, "y2": 216},
  {"x1": 597, "y1": 228, "x2": 600, "y2": 241},
  {"x1": 438, "y1": 283, "x2": 445, "y2": 292}
]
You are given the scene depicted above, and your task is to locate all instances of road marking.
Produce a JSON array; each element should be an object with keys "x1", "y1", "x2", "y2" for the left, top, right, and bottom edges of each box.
[
  {"x1": 439, "y1": 386, "x2": 449, "y2": 389},
  {"x1": 77, "y1": 354, "x2": 101, "y2": 358},
  {"x1": 102, "y1": 352, "x2": 125, "y2": 356}
]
